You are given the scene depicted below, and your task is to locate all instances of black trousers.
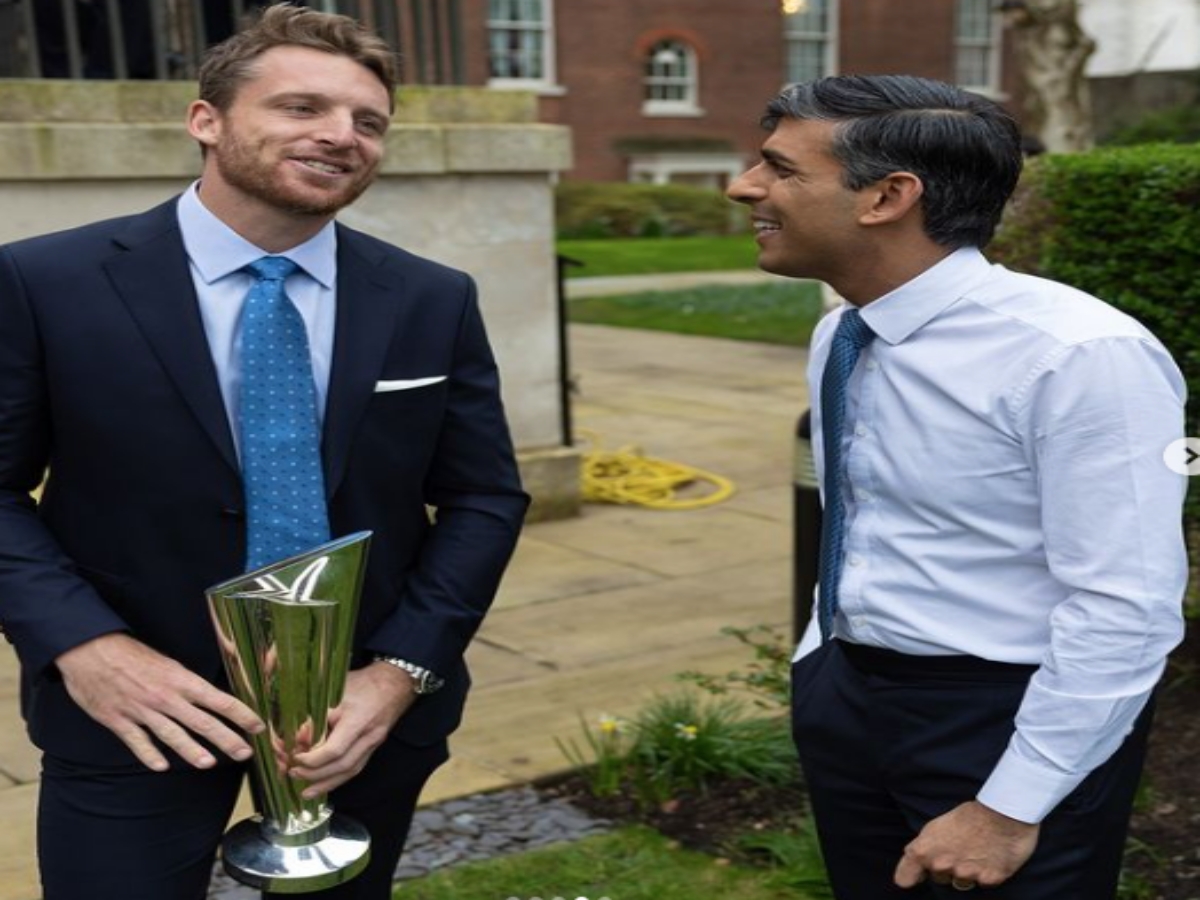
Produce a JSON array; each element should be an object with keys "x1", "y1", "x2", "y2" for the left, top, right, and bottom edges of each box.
[
  {"x1": 791, "y1": 640, "x2": 1153, "y2": 900},
  {"x1": 37, "y1": 735, "x2": 448, "y2": 900}
]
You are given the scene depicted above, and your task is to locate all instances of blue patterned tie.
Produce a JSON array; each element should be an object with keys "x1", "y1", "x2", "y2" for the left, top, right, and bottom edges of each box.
[
  {"x1": 816, "y1": 307, "x2": 875, "y2": 641},
  {"x1": 239, "y1": 256, "x2": 330, "y2": 571}
]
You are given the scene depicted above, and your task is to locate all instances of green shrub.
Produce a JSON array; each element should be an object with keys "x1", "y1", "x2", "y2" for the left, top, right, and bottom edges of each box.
[
  {"x1": 557, "y1": 691, "x2": 797, "y2": 809},
  {"x1": 1103, "y1": 105, "x2": 1200, "y2": 147},
  {"x1": 626, "y1": 693, "x2": 796, "y2": 803},
  {"x1": 990, "y1": 144, "x2": 1200, "y2": 530},
  {"x1": 556, "y1": 181, "x2": 741, "y2": 239},
  {"x1": 678, "y1": 625, "x2": 793, "y2": 712}
]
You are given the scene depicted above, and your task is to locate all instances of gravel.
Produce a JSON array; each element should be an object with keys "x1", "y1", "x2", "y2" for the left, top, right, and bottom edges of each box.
[{"x1": 208, "y1": 785, "x2": 610, "y2": 898}]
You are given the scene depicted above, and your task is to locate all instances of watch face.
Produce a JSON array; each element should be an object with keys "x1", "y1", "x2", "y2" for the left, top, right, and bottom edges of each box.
[{"x1": 421, "y1": 672, "x2": 445, "y2": 694}]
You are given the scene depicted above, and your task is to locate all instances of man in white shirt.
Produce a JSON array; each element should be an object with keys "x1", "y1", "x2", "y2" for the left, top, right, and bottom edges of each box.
[{"x1": 727, "y1": 74, "x2": 1187, "y2": 898}]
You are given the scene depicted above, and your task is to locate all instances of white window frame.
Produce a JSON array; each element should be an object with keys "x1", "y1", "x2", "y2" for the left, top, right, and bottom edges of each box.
[
  {"x1": 954, "y1": 0, "x2": 1003, "y2": 96},
  {"x1": 642, "y1": 39, "x2": 703, "y2": 117},
  {"x1": 784, "y1": 0, "x2": 838, "y2": 83},
  {"x1": 487, "y1": 0, "x2": 564, "y2": 94},
  {"x1": 628, "y1": 152, "x2": 747, "y2": 190}
]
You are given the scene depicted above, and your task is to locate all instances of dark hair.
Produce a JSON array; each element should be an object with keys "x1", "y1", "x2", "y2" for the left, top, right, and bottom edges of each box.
[
  {"x1": 762, "y1": 75, "x2": 1023, "y2": 249},
  {"x1": 198, "y1": 3, "x2": 398, "y2": 111}
]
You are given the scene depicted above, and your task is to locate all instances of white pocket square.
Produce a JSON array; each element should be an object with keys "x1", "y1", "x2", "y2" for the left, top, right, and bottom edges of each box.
[{"x1": 374, "y1": 376, "x2": 447, "y2": 393}]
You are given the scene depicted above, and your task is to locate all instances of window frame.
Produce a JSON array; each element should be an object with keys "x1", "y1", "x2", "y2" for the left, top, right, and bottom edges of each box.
[
  {"x1": 784, "y1": 0, "x2": 838, "y2": 84},
  {"x1": 642, "y1": 38, "x2": 703, "y2": 118},
  {"x1": 954, "y1": 0, "x2": 1003, "y2": 95},
  {"x1": 487, "y1": 0, "x2": 562, "y2": 93}
]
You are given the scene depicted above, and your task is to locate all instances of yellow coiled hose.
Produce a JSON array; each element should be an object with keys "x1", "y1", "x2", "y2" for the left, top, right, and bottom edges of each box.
[{"x1": 578, "y1": 430, "x2": 735, "y2": 510}]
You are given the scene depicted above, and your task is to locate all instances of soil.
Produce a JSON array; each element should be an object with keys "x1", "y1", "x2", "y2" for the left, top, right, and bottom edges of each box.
[
  {"x1": 547, "y1": 623, "x2": 1200, "y2": 899},
  {"x1": 1126, "y1": 622, "x2": 1200, "y2": 899}
]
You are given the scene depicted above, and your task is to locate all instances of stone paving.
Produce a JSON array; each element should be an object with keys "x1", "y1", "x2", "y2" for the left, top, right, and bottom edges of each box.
[{"x1": 0, "y1": 301, "x2": 812, "y2": 899}]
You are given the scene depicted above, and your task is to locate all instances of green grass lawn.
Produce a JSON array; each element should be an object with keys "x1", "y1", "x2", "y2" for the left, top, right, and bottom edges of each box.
[
  {"x1": 568, "y1": 281, "x2": 823, "y2": 347},
  {"x1": 559, "y1": 235, "x2": 758, "y2": 278},
  {"x1": 393, "y1": 826, "x2": 812, "y2": 900}
]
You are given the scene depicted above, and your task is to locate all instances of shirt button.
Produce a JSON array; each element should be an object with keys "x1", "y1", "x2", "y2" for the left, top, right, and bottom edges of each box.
[
  {"x1": 847, "y1": 555, "x2": 863, "y2": 567},
  {"x1": 865, "y1": 360, "x2": 878, "y2": 371},
  {"x1": 854, "y1": 425, "x2": 867, "y2": 437},
  {"x1": 852, "y1": 615, "x2": 868, "y2": 630},
  {"x1": 855, "y1": 489, "x2": 871, "y2": 502}
]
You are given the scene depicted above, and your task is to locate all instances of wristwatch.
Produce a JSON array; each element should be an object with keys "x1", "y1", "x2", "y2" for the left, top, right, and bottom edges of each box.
[{"x1": 373, "y1": 655, "x2": 445, "y2": 695}]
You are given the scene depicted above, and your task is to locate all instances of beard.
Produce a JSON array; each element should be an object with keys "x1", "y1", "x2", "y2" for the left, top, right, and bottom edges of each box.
[{"x1": 211, "y1": 133, "x2": 379, "y2": 218}]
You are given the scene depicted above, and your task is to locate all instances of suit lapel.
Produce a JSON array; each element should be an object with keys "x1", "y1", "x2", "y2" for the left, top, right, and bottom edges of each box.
[
  {"x1": 104, "y1": 202, "x2": 240, "y2": 474},
  {"x1": 323, "y1": 227, "x2": 404, "y2": 497}
]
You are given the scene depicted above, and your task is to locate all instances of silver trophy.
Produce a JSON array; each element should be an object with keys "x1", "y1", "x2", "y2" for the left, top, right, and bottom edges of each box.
[{"x1": 207, "y1": 531, "x2": 373, "y2": 893}]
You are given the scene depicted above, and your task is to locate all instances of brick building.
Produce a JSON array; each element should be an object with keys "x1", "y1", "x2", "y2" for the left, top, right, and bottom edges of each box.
[
  {"x1": 1, "y1": 0, "x2": 1020, "y2": 183},
  {"x1": 458, "y1": 0, "x2": 1020, "y2": 184}
]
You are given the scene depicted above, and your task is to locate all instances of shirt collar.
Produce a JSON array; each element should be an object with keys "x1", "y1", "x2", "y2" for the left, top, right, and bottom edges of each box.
[
  {"x1": 175, "y1": 181, "x2": 337, "y2": 288},
  {"x1": 858, "y1": 247, "x2": 993, "y2": 346}
]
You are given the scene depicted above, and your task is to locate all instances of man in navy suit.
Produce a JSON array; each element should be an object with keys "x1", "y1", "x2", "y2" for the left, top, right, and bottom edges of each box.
[{"x1": 0, "y1": 6, "x2": 527, "y2": 899}]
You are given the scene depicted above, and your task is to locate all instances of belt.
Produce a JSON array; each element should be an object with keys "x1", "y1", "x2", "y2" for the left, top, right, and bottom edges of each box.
[{"x1": 835, "y1": 639, "x2": 1039, "y2": 683}]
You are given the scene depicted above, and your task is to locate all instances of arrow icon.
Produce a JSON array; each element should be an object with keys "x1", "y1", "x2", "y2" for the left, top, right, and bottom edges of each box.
[{"x1": 1163, "y1": 438, "x2": 1200, "y2": 476}]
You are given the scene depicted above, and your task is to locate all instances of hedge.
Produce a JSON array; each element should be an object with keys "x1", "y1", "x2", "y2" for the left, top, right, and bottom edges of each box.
[
  {"x1": 555, "y1": 181, "x2": 743, "y2": 239},
  {"x1": 989, "y1": 143, "x2": 1200, "y2": 528}
]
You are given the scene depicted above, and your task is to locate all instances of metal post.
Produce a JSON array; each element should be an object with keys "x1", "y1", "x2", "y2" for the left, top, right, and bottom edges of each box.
[
  {"x1": 20, "y1": 0, "x2": 43, "y2": 76},
  {"x1": 555, "y1": 255, "x2": 582, "y2": 448},
  {"x1": 409, "y1": 0, "x2": 425, "y2": 83},
  {"x1": 61, "y1": 0, "x2": 83, "y2": 79},
  {"x1": 447, "y1": 0, "x2": 463, "y2": 84},
  {"x1": 104, "y1": 0, "x2": 127, "y2": 79},
  {"x1": 427, "y1": 0, "x2": 443, "y2": 83},
  {"x1": 793, "y1": 409, "x2": 822, "y2": 643}
]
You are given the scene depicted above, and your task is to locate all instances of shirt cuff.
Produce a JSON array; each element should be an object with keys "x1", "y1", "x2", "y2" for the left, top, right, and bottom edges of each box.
[{"x1": 976, "y1": 747, "x2": 1085, "y2": 824}]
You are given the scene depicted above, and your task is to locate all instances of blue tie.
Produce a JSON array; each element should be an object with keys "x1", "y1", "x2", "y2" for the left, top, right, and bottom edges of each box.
[
  {"x1": 816, "y1": 307, "x2": 875, "y2": 641},
  {"x1": 239, "y1": 256, "x2": 330, "y2": 571}
]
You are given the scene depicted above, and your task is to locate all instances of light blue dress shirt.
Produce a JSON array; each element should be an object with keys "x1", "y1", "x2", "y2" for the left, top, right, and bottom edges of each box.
[
  {"x1": 801, "y1": 247, "x2": 1188, "y2": 823},
  {"x1": 175, "y1": 182, "x2": 337, "y2": 453}
]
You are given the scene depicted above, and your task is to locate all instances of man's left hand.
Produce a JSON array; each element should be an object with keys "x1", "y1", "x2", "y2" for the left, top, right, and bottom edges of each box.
[
  {"x1": 287, "y1": 662, "x2": 418, "y2": 797},
  {"x1": 893, "y1": 800, "x2": 1040, "y2": 890}
]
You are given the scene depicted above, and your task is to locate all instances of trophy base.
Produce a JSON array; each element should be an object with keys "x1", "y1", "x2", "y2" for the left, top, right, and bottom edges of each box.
[{"x1": 221, "y1": 814, "x2": 372, "y2": 894}]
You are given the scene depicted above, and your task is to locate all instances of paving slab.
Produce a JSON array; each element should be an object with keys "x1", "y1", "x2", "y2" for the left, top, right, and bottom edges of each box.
[
  {"x1": 530, "y1": 504, "x2": 789, "y2": 578},
  {"x1": 493, "y1": 532, "x2": 663, "y2": 610}
]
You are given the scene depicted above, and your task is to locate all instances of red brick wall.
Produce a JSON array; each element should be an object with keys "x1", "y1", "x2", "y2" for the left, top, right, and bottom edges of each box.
[
  {"x1": 448, "y1": 0, "x2": 1024, "y2": 182},
  {"x1": 839, "y1": 0, "x2": 956, "y2": 79},
  {"x1": 544, "y1": 1, "x2": 785, "y2": 181}
]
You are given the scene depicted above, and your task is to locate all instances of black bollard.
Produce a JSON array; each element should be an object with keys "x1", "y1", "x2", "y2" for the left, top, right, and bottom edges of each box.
[{"x1": 793, "y1": 409, "x2": 822, "y2": 643}]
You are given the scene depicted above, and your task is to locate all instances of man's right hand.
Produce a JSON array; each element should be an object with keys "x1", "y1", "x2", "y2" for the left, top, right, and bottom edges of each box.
[{"x1": 55, "y1": 632, "x2": 265, "y2": 772}]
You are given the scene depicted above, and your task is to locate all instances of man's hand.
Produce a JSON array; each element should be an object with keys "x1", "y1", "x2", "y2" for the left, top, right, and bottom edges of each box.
[
  {"x1": 287, "y1": 661, "x2": 418, "y2": 797},
  {"x1": 56, "y1": 632, "x2": 265, "y2": 772},
  {"x1": 894, "y1": 800, "x2": 1040, "y2": 890}
]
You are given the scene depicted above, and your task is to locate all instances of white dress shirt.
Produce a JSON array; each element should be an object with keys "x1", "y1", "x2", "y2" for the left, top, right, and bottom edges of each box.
[
  {"x1": 801, "y1": 247, "x2": 1188, "y2": 823},
  {"x1": 175, "y1": 182, "x2": 338, "y2": 452}
]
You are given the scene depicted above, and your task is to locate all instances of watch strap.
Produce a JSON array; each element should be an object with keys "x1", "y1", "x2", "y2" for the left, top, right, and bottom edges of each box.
[{"x1": 373, "y1": 655, "x2": 445, "y2": 695}]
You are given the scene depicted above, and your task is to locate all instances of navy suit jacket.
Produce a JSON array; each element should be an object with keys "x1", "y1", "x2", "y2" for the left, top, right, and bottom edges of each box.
[{"x1": 0, "y1": 199, "x2": 528, "y2": 765}]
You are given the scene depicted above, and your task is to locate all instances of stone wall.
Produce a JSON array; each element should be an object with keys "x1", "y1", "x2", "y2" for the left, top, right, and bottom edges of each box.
[{"x1": 0, "y1": 80, "x2": 580, "y2": 520}]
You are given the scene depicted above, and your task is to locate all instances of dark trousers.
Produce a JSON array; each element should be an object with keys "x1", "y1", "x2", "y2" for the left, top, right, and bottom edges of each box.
[
  {"x1": 791, "y1": 640, "x2": 1153, "y2": 900},
  {"x1": 38, "y1": 735, "x2": 448, "y2": 900}
]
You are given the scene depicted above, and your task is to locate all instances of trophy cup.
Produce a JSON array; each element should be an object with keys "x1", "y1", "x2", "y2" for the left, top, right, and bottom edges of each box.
[{"x1": 207, "y1": 531, "x2": 373, "y2": 893}]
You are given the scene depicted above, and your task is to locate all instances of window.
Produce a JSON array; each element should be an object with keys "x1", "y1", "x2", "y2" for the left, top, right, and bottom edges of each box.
[
  {"x1": 628, "y1": 153, "x2": 747, "y2": 190},
  {"x1": 643, "y1": 39, "x2": 701, "y2": 116},
  {"x1": 955, "y1": 0, "x2": 1000, "y2": 93},
  {"x1": 488, "y1": 0, "x2": 556, "y2": 87},
  {"x1": 784, "y1": 0, "x2": 837, "y2": 83}
]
